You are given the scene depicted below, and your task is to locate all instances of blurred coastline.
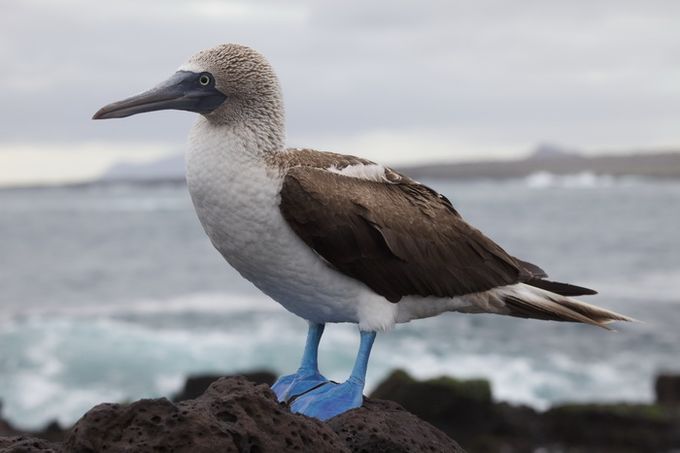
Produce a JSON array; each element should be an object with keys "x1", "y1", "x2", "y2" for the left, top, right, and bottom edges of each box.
[
  {"x1": 98, "y1": 145, "x2": 680, "y2": 187},
  {"x1": 3, "y1": 144, "x2": 679, "y2": 190}
]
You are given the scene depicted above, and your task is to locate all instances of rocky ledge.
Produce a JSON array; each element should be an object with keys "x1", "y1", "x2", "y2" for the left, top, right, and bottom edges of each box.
[
  {"x1": 371, "y1": 370, "x2": 680, "y2": 452},
  {"x1": 0, "y1": 376, "x2": 464, "y2": 453},
  {"x1": 3, "y1": 371, "x2": 680, "y2": 452}
]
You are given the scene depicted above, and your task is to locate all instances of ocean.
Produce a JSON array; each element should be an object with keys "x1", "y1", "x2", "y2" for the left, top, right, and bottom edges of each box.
[{"x1": 1, "y1": 174, "x2": 679, "y2": 430}]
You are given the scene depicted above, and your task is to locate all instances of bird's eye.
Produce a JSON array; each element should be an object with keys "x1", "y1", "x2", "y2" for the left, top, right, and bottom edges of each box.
[{"x1": 199, "y1": 74, "x2": 211, "y2": 86}]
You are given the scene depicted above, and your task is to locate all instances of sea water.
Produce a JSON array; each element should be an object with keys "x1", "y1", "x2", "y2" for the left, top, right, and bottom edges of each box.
[{"x1": 1, "y1": 175, "x2": 679, "y2": 429}]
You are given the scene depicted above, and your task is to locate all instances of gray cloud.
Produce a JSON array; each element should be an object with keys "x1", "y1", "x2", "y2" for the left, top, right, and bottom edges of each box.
[{"x1": 1, "y1": 0, "x2": 679, "y2": 164}]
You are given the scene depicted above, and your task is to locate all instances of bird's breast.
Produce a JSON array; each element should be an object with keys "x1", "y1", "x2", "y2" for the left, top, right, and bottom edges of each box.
[
  {"x1": 185, "y1": 121, "x2": 362, "y2": 323},
  {"x1": 186, "y1": 121, "x2": 283, "y2": 263}
]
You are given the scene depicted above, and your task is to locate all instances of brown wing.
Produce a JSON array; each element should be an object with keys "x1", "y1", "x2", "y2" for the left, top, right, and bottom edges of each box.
[{"x1": 279, "y1": 166, "x2": 532, "y2": 302}]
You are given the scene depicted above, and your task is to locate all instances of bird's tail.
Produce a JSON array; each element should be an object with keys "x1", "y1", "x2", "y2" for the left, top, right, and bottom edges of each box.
[{"x1": 495, "y1": 283, "x2": 634, "y2": 329}]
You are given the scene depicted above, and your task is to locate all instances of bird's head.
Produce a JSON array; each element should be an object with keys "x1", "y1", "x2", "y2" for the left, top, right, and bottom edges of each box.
[{"x1": 93, "y1": 43, "x2": 283, "y2": 129}]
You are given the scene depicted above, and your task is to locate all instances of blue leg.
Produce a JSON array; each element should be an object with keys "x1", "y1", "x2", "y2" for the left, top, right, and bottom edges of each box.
[
  {"x1": 272, "y1": 322, "x2": 329, "y2": 402},
  {"x1": 290, "y1": 329, "x2": 376, "y2": 421}
]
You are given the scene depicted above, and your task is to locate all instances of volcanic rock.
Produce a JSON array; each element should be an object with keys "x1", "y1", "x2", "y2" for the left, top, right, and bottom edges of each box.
[
  {"x1": 656, "y1": 374, "x2": 680, "y2": 406},
  {"x1": 328, "y1": 398, "x2": 464, "y2": 452},
  {"x1": 0, "y1": 436, "x2": 61, "y2": 453},
  {"x1": 172, "y1": 370, "x2": 276, "y2": 402},
  {"x1": 63, "y1": 376, "x2": 346, "y2": 453},
  {"x1": 0, "y1": 376, "x2": 463, "y2": 452}
]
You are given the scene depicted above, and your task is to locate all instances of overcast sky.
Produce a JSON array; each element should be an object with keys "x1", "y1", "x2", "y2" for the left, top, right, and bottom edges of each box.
[{"x1": 1, "y1": 0, "x2": 679, "y2": 185}]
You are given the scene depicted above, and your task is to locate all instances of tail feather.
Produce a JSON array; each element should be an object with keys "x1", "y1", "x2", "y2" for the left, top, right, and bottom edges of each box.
[
  {"x1": 556, "y1": 297, "x2": 634, "y2": 324},
  {"x1": 498, "y1": 283, "x2": 633, "y2": 329},
  {"x1": 524, "y1": 278, "x2": 597, "y2": 297}
]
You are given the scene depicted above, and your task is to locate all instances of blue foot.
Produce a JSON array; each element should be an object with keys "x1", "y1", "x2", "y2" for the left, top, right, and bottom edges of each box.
[
  {"x1": 289, "y1": 377, "x2": 364, "y2": 421},
  {"x1": 271, "y1": 369, "x2": 329, "y2": 402}
]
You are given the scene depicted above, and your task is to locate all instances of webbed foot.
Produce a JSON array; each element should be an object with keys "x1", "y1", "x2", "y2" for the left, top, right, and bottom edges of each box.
[
  {"x1": 271, "y1": 369, "x2": 329, "y2": 402},
  {"x1": 289, "y1": 377, "x2": 364, "y2": 421}
]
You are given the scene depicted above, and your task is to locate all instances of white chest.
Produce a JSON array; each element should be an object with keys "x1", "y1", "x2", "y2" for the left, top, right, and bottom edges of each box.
[
  {"x1": 185, "y1": 120, "x2": 365, "y2": 324},
  {"x1": 186, "y1": 122, "x2": 280, "y2": 256}
]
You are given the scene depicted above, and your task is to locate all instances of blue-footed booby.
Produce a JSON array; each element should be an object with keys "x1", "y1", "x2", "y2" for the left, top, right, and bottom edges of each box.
[{"x1": 93, "y1": 43, "x2": 632, "y2": 421}]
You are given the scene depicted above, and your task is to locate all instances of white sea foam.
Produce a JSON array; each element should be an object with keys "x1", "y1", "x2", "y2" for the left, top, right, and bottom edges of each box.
[
  {"x1": 366, "y1": 345, "x2": 654, "y2": 410},
  {"x1": 0, "y1": 314, "x2": 303, "y2": 429},
  {"x1": 524, "y1": 171, "x2": 630, "y2": 189},
  {"x1": 0, "y1": 292, "x2": 279, "y2": 324},
  {"x1": 0, "y1": 309, "x2": 667, "y2": 430},
  {"x1": 0, "y1": 290, "x2": 673, "y2": 429},
  {"x1": 526, "y1": 171, "x2": 609, "y2": 189}
]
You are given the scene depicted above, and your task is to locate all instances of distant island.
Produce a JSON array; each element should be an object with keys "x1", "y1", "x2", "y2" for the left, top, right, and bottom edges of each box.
[
  {"x1": 102, "y1": 153, "x2": 187, "y2": 182},
  {"x1": 399, "y1": 144, "x2": 680, "y2": 180},
  {"x1": 100, "y1": 144, "x2": 680, "y2": 183}
]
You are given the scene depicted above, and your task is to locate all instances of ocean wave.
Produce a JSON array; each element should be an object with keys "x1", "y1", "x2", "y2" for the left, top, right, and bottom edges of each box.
[
  {"x1": 524, "y1": 171, "x2": 640, "y2": 189},
  {"x1": 0, "y1": 314, "x2": 307, "y2": 429},
  {"x1": 377, "y1": 345, "x2": 653, "y2": 410},
  {"x1": 0, "y1": 292, "x2": 279, "y2": 324},
  {"x1": 0, "y1": 305, "x2": 667, "y2": 429}
]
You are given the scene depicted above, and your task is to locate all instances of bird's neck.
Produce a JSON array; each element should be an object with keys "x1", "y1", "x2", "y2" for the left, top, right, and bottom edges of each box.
[
  {"x1": 191, "y1": 113, "x2": 285, "y2": 155},
  {"x1": 186, "y1": 118, "x2": 284, "y2": 254},
  {"x1": 203, "y1": 87, "x2": 286, "y2": 156},
  {"x1": 186, "y1": 118, "x2": 284, "y2": 209}
]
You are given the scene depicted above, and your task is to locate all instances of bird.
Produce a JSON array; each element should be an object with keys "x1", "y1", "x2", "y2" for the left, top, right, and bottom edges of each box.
[{"x1": 93, "y1": 43, "x2": 632, "y2": 421}]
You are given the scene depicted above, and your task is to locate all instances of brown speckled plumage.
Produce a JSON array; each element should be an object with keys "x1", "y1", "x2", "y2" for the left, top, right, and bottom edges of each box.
[
  {"x1": 270, "y1": 148, "x2": 602, "y2": 311},
  {"x1": 266, "y1": 148, "x2": 373, "y2": 173},
  {"x1": 189, "y1": 43, "x2": 285, "y2": 153}
]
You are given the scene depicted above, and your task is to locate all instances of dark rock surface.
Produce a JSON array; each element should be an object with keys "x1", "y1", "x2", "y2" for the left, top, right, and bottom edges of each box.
[
  {"x1": 1, "y1": 376, "x2": 462, "y2": 453},
  {"x1": 371, "y1": 369, "x2": 496, "y2": 435},
  {"x1": 172, "y1": 370, "x2": 276, "y2": 402},
  {"x1": 371, "y1": 369, "x2": 533, "y2": 451},
  {"x1": 328, "y1": 398, "x2": 464, "y2": 453},
  {"x1": 372, "y1": 369, "x2": 680, "y2": 452},
  {"x1": 64, "y1": 377, "x2": 348, "y2": 453},
  {"x1": 5, "y1": 370, "x2": 680, "y2": 452},
  {"x1": 0, "y1": 436, "x2": 61, "y2": 453},
  {"x1": 656, "y1": 374, "x2": 680, "y2": 406},
  {"x1": 0, "y1": 402, "x2": 65, "y2": 445},
  {"x1": 543, "y1": 403, "x2": 680, "y2": 452}
]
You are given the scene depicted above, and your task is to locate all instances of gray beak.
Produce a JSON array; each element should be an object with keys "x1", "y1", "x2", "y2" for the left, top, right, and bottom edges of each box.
[{"x1": 93, "y1": 71, "x2": 226, "y2": 120}]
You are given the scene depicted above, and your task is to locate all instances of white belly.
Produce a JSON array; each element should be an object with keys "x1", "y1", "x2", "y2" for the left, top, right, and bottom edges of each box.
[{"x1": 185, "y1": 120, "x2": 400, "y2": 329}]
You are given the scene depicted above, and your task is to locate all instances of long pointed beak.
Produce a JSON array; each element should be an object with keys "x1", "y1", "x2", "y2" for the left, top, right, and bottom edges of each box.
[{"x1": 93, "y1": 71, "x2": 226, "y2": 120}]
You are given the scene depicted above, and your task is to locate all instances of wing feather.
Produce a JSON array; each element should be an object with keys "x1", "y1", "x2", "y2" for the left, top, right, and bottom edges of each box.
[{"x1": 279, "y1": 166, "x2": 527, "y2": 302}]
